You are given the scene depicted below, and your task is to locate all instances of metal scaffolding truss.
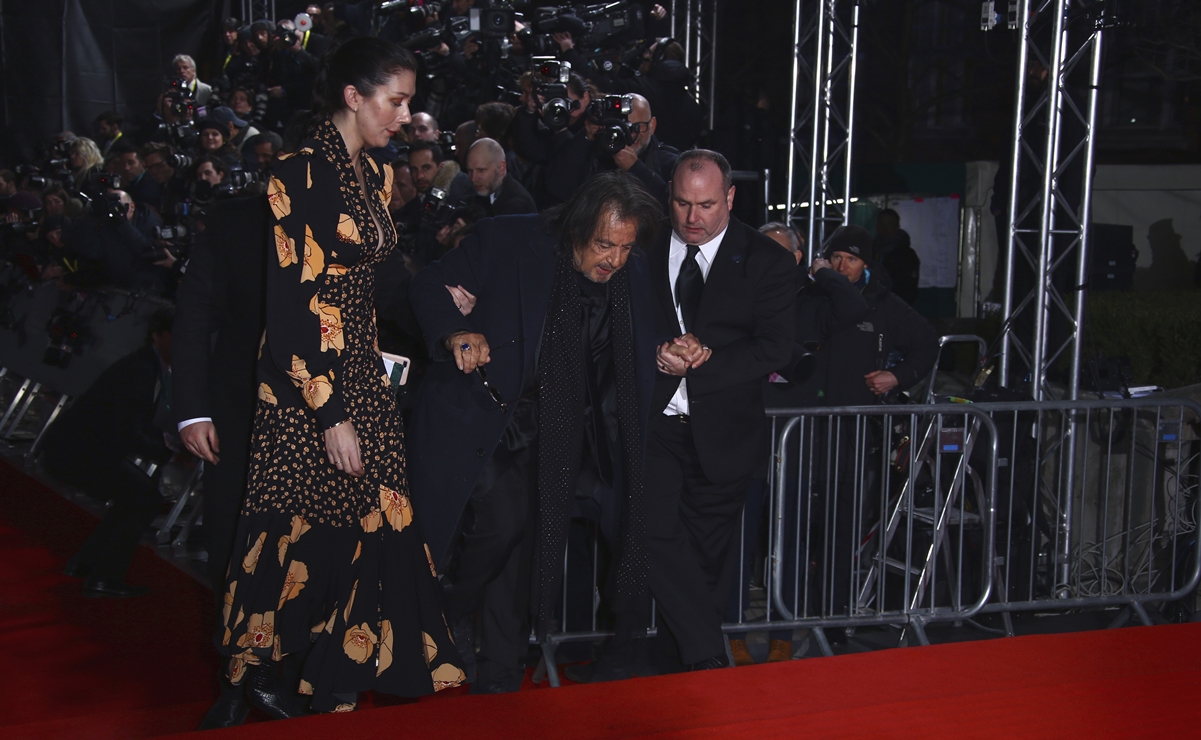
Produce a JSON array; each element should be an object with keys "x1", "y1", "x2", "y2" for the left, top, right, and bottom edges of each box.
[
  {"x1": 784, "y1": 0, "x2": 861, "y2": 261},
  {"x1": 669, "y1": 0, "x2": 717, "y2": 130},
  {"x1": 1000, "y1": 0, "x2": 1108, "y2": 400},
  {"x1": 238, "y1": 0, "x2": 275, "y2": 23}
]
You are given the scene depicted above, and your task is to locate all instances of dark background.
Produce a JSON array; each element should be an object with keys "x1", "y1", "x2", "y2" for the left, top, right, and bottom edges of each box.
[{"x1": 0, "y1": 0, "x2": 1197, "y2": 169}]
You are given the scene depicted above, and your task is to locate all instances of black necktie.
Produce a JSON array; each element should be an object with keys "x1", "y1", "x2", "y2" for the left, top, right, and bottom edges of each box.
[{"x1": 675, "y1": 243, "x2": 703, "y2": 333}]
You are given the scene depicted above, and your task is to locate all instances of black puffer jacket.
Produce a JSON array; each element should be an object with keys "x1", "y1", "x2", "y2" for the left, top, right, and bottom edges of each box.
[{"x1": 785, "y1": 267, "x2": 938, "y2": 408}]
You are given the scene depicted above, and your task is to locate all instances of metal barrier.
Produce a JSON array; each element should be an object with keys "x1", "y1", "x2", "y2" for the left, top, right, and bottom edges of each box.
[
  {"x1": 760, "y1": 404, "x2": 1000, "y2": 651},
  {"x1": 535, "y1": 397, "x2": 1200, "y2": 685},
  {"x1": 967, "y1": 397, "x2": 1201, "y2": 630}
]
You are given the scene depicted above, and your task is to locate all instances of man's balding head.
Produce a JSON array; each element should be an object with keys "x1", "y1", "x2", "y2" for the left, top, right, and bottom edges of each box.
[
  {"x1": 628, "y1": 93, "x2": 656, "y2": 155},
  {"x1": 466, "y1": 138, "x2": 507, "y2": 198},
  {"x1": 410, "y1": 112, "x2": 439, "y2": 142}
]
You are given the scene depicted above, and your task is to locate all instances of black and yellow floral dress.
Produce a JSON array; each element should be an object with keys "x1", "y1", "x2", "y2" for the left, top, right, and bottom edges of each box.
[{"x1": 216, "y1": 118, "x2": 464, "y2": 712}]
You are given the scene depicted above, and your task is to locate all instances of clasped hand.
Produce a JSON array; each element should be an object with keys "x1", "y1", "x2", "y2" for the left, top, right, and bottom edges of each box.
[{"x1": 656, "y1": 333, "x2": 711, "y2": 376}]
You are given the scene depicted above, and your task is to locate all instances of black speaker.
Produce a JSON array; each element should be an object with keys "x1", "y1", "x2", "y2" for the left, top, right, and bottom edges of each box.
[{"x1": 1088, "y1": 223, "x2": 1137, "y2": 291}]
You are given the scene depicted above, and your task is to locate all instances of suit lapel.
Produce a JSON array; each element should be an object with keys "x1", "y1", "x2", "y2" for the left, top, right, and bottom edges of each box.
[
  {"x1": 650, "y1": 227, "x2": 677, "y2": 333},
  {"x1": 695, "y1": 219, "x2": 747, "y2": 330}
]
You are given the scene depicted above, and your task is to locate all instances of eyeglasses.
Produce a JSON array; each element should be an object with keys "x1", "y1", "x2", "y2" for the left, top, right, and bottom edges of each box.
[
  {"x1": 629, "y1": 122, "x2": 652, "y2": 135},
  {"x1": 476, "y1": 366, "x2": 507, "y2": 412}
]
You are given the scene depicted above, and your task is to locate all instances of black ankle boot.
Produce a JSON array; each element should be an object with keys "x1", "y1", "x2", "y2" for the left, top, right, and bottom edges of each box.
[
  {"x1": 197, "y1": 677, "x2": 250, "y2": 730},
  {"x1": 244, "y1": 661, "x2": 311, "y2": 720}
]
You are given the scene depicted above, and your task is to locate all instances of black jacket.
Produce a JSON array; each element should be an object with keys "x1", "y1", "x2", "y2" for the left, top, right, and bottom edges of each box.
[
  {"x1": 649, "y1": 217, "x2": 796, "y2": 483},
  {"x1": 407, "y1": 214, "x2": 659, "y2": 568},
  {"x1": 172, "y1": 196, "x2": 269, "y2": 432},
  {"x1": 41, "y1": 344, "x2": 170, "y2": 469},
  {"x1": 481, "y1": 174, "x2": 537, "y2": 217},
  {"x1": 874, "y1": 230, "x2": 921, "y2": 306},
  {"x1": 790, "y1": 267, "x2": 939, "y2": 408}
]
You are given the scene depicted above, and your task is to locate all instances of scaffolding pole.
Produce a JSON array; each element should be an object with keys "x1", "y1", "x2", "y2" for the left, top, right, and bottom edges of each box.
[
  {"x1": 999, "y1": 0, "x2": 1108, "y2": 401},
  {"x1": 670, "y1": 0, "x2": 718, "y2": 131},
  {"x1": 785, "y1": 0, "x2": 860, "y2": 262}
]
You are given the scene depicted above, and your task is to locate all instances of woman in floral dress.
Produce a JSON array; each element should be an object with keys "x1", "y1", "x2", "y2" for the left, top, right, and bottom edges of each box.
[{"x1": 216, "y1": 37, "x2": 464, "y2": 713}]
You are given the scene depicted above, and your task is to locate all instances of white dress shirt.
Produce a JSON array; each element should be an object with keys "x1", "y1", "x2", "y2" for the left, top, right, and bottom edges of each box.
[{"x1": 664, "y1": 224, "x2": 728, "y2": 416}]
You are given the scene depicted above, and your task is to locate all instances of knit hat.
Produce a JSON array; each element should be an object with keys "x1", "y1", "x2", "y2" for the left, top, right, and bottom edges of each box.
[{"x1": 823, "y1": 224, "x2": 874, "y2": 263}]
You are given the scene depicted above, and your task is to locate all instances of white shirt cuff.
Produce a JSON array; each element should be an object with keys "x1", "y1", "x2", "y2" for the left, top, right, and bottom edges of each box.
[{"x1": 178, "y1": 417, "x2": 212, "y2": 432}]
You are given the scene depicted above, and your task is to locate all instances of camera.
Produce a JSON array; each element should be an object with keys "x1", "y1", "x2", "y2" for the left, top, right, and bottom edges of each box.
[
  {"x1": 274, "y1": 26, "x2": 299, "y2": 47},
  {"x1": 0, "y1": 208, "x2": 41, "y2": 235},
  {"x1": 586, "y1": 94, "x2": 634, "y2": 155},
  {"x1": 43, "y1": 307, "x2": 90, "y2": 369},
  {"x1": 165, "y1": 93, "x2": 197, "y2": 119},
  {"x1": 436, "y1": 130, "x2": 458, "y2": 160},
  {"x1": 469, "y1": 7, "x2": 516, "y2": 37},
  {"x1": 167, "y1": 77, "x2": 196, "y2": 99},
  {"x1": 168, "y1": 153, "x2": 195, "y2": 171},
  {"x1": 532, "y1": 58, "x2": 577, "y2": 129}
]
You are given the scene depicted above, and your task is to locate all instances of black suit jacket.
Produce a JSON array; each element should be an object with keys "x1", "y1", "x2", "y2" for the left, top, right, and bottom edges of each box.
[
  {"x1": 41, "y1": 344, "x2": 169, "y2": 470},
  {"x1": 408, "y1": 214, "x2": 659, "y2": 568},
  {"x1": 172, "y1": 197, "x2": 269, "y2": 433},
  {"x1": 649, "y1": 217, "x2": 796, "y2": 483},
  {"x1": 485, "y1": 174, "x2": 537, "y2": 217}
]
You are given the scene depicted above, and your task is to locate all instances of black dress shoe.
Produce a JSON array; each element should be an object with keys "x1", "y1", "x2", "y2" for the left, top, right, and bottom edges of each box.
[
  {"x1": 83, "y1": 579, "x2": 150, "y2": 598},
  {"x1": 563, "y1": 653, "x2": 634, "y2": 684},
  {"x1": 686, "y1": 654, "x2": 729, "y2": 671},
  {"x1": 197, "y1": 680, "x2": 250, "y2": 730},
  {"x1": 244, "y1": 661, "x2": 311, "y2": 720},
  {"x1": 62, "y1": 559, "x2": 89, "y2": 579}
]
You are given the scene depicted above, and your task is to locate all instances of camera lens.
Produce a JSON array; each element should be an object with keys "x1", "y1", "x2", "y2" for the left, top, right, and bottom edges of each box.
[
  {"x1": 598, "y1": 126, "x2": 627, "y2": 156},
  {"x1": 542, "y1": 98, "x2": 571, "y2": 129}
]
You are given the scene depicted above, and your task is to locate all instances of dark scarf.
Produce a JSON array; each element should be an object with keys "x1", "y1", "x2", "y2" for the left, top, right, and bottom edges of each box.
[{"x1": 534, "y1": 256, "x2": 647, "y2": 637}]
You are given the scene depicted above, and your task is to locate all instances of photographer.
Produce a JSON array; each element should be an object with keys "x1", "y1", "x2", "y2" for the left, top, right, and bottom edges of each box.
[
  {"x1": 141, "y1": 142, "x2": 190, "y2": 223},
  {"x1": 44, "y1": 306, "x2": 176, "y2": 599},
  {"x1": 588, "y1": 92, "x2": 677, "y2": 210},
  {"x1": 94, "y1": 111, "x2": 125, "y2": 157},
  {"x1": 196, "y1": 117, "x2": 242, "y2": 168},
  {"x1": 194, "y1": 154, "x2": 228, "y2": 189},
  {"x1": 69, "y1": 187, "x2": 171, "y2": 291},
  {"x1": 173, "y1": 54, "x2": 212, "y2": 106},
  {"x1": 244, "y1": 131, "x2": 283, "y2": 174},
  {"x1": 560, "y1": 37, "x2": 701, "y2": 151},
  {"x1": 512, "y1": 68, "x2": 593, "y2": 206},
  {"x1": 261, "y1": 21, "x2": 318, "y2": 132},
  {"x1": 109, "y1": 140, "x2": 163, "y2": 212},
  {"x1": 143, "y1": 90, "x2": 199, "y2": 151}
]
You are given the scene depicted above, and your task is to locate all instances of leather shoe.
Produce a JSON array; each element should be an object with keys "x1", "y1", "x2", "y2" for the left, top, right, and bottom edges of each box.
[
  {"x1": 83, "y1": 579, "x2": 149, "y2": 598},
  {"x1": 686, "y1": 654, "x2": 728, "y2": 671},
  {"x1": 62, "y1": 558, "x2": 89, "y2": 579},
  {"x1": 563, "y1": 652, "x2": 635, "y2": 684},
  {"x1": 244, "y1": 661, "x2": 311, "y2": 720},
  {"x1": 729, "y1": 639, "x2": 755, "y2": 667},
  {"x1": 766, "y1": 639, "x2": 793, "y2": 663},
  {"x1": 197, "y1": 680, "x2": 249, "y2": 730}
]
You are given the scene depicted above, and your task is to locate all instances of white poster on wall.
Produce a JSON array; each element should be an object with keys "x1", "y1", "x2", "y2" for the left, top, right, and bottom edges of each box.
[{"x1": 887, "y1": 196, "x2": 962, "y2": 289}]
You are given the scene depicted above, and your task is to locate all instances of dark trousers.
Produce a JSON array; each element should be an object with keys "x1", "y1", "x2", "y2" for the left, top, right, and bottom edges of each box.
[
  {"x1": 444, "y1": 433, "x2": 537, "y2": 686},
  {"x1": 202, "y1": 411, "x2": 253, "y2": 594},
  {"x1": 48, "y1": 455, "x2": 161, "y2": 581},
  {"x1": 645, "y1": 414, "x2": 750, "y2": 665}
]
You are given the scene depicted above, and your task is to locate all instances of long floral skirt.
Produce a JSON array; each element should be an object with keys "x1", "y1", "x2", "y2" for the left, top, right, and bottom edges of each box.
[{"x1": 216, "y1": 408, "x2": 465, "y2": 712}]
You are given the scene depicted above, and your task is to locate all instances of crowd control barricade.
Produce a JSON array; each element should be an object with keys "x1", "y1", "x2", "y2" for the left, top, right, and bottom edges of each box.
[
  {"x1": 0, "y1": 268, "x2": 169, "y2": 455},
  {"x1": 967, "y1": 397, "x2": 1201, "y2": 632},
  {"x1": 534, "y1": 403, "x2": 999, "y2": 685},
  {"x1": 758, "y1": 404, "x2": 1000, "y2": 653}
]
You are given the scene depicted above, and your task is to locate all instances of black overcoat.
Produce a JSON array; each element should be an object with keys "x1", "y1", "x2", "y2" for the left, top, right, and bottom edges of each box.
[{"x1": 408, "y1": 214, "x2": 659, "y2": 569}]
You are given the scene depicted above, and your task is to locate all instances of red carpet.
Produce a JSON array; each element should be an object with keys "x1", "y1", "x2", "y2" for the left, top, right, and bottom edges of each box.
[{"x1": 3, "y1": 458, "x2": 1200, "y2": 738}]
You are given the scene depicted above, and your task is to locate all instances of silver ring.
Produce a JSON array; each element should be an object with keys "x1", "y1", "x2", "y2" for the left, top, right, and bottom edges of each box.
[{"x1": 460, "y1": 342, "x2": 471, "y2": 351}]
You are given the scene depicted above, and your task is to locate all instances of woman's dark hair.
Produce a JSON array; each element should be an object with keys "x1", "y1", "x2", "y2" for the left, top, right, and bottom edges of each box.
[
  {"x1": 312, "y1": 36, "x2": 417, "y2": 116},
  {"x1": 545, "y1": 171, "x2": 662, "y2": 257}
]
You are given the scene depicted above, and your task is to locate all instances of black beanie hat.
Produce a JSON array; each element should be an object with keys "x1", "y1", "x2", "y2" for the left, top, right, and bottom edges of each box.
[{"x1": 823, "y1": 224, "x2": 874, "y2": 263}]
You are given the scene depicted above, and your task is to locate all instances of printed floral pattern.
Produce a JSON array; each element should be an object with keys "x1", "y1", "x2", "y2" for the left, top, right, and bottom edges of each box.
[{"x1": 219, "y1": 119, "x2": 462, "y2": 712}]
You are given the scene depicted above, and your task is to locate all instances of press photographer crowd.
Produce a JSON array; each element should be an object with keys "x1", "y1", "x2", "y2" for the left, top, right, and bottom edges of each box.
[{"x1": 0, "y1": 0, "x2": 939, "y2": 727}]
